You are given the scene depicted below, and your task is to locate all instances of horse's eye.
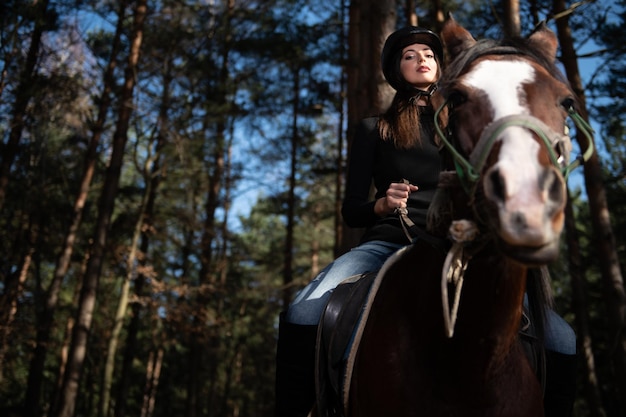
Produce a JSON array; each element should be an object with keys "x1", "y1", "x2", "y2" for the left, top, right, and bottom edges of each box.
[
  {"x1": 448, "y1": 91, "x2": 467, "y2": 108},
  {"x1": 560, "y1": 97, "x2": 575, "y2": 111}
]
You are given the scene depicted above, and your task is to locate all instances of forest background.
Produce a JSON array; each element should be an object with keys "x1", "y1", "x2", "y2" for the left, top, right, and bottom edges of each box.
[{"x1": 0, "y1": 0, "x2": 624, "y2": 417}]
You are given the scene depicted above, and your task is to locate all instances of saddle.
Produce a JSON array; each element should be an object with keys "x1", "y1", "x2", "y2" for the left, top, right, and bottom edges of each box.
[
  {"x1": 314, "y1": 264, "x2": 547, "y2": 417},
  {"x1": 315, "y1": 271, "x2": 377, "y2": 417}
]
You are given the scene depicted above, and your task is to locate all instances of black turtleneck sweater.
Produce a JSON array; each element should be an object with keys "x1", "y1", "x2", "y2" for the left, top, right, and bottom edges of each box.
[{"x1": 341, "y1": 107, "x2": 442, "y2": 245}]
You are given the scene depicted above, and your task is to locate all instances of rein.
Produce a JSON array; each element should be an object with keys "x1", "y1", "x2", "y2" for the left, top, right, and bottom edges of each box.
[{"x1": 441, "y1": 220, "x2": 480, "y2": 337}]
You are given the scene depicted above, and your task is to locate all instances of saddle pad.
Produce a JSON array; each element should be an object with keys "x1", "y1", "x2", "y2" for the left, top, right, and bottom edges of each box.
[{"x1": 315, "y1": 246, "x2": 412, "y2": 416}]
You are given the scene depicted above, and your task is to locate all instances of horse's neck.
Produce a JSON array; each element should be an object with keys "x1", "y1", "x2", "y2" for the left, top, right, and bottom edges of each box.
[{"x1": 455, "y1": 254, "x2": 528, "y2": 359}]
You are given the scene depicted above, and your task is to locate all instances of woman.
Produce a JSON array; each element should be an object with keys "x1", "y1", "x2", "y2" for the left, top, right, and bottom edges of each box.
[
  {"x1": 275, "y1": 26, "x2": 577, "y2": 417},
  {"x1": 275, "y1": 26, "x2": 446, "y2": 417}
]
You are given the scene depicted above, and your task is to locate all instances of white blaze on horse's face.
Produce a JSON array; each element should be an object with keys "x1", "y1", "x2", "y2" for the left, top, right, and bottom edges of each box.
[
  {"x1": 462, "y1": 60, "x2": 535, "y2": 118},
  {"x1": 460, "y1": 58, "x2": 567, "y2": 254}
]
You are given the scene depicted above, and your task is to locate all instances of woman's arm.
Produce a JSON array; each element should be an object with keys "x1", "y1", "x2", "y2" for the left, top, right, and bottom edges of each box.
[
  {"x1": 341, "y1": 119, "x2": 379, "y2": 228},
  {"x1": 342, "y1": 119, "x2": 418, "y2": 228}
]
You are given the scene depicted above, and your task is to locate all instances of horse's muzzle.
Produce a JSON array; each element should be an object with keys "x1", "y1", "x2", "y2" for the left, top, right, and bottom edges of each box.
[{"x1": 483, "y1": 161, "x2": 566, "y2": 264}]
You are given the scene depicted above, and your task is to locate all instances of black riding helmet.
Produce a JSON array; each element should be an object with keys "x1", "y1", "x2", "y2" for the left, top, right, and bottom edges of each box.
[{"x1": 381, "y1": 26, "x2": 443, "y2": 93}]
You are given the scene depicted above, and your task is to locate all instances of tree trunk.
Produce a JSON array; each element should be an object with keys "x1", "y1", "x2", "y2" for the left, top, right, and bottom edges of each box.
[
  {"x1": 334, "y1": 0, "x2": 348, "y2": 257},
  {"x1": 49, "y1": 254, "x2": 87, "y2": 416},
  {"x1": 565, "y1": 193, "x2": 607, "y2": 417},
  {"x1": 0, "y1": 0, "x2": 49, "y2": 210},
  {"x1": 0, "y1": 233, "x2": 34, "y2": 381},
  {"x1": 553, "y1": 0, "x2": 626, "y2": 413},
  {"x1": 99, "y1": 160, "x2": 156, "y2": 417},
  {"x1": 187, "y1": 1, "x2": 234, "y2": 413},
  {"x1": 431, "y1": 0, "x2": 445, "y2": 29},
  {"x1": 141, "y1": 346, "x2": 164, "y2": 417},
  {"x1": 341, "y1": 0, "x2": 397, "y2": 253},
  {"x1": 0, "y1": 0, "x2": 52, "y2": 382},
  {"x1": 51, "y1": 1, "x2": 147, "y2": 416},
  {"x1": 114, "y1": 51, "x2": 171, "y2": 417},
  {"x1": 283, "y1": 66, "x2": 300, "y2": 308},
  {"x1": 23, "y1": 4, "x2": 128, "y2": 416},
  {"x1": 502, "y1": 0, "x2": 521, "y2": 37},
  {"x1": 404, "y1": 0, "x2": 417, "y2": 26},
  {"x1": 311, "y1": 203, "x2": 321, "y2": 279}
]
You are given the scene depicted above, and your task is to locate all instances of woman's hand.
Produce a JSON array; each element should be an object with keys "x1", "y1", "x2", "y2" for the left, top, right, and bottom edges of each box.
[{"x1": 375, "y1": 182, "x2": 419, "y2": 216}]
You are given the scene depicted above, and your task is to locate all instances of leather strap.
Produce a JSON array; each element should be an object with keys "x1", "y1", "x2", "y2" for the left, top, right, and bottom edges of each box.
[{"x1": 394, "y1": 179, "x2": 449, "y2": 252}]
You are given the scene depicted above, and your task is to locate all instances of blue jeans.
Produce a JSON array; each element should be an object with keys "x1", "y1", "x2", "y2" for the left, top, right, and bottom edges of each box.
[
  {"x1": 524, "y1": 294, "x2": 577, "y2": 355},
  {"x1": 286, "y1": 240, "x2": 404, "y2": 326},
  {"x1": 285, "y1": 240, "x2": 576, "y2": 355}
]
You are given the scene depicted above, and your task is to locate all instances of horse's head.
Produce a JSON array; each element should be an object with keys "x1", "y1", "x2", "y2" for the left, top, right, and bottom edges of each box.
[{"x1": 434, "y1": 17, "x2": 593, "y2": 265}]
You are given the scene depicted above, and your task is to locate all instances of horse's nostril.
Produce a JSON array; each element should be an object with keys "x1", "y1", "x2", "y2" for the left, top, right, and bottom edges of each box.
[
  {"x1": 546, "y1": 169, "x2": 564, "y2": 203},
  {"x1": 542, "y1": 167, "x2": 567, "y2": 216},
  {"x1": 511, "y1": 211, "x2": 528, "y2": 232},
  {"x1": 488, "y1": 168, "x2": 506, "y2": 202}
]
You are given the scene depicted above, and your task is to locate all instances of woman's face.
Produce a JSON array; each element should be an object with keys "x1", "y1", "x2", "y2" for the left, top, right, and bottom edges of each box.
[{"x1": 399, "y1": 43, "x2": 438, "y2": 89}]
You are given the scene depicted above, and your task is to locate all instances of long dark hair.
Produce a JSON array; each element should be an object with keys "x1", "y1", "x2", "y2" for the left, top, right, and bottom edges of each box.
[{"x1": 378, "y1": 54, "x2": 443, "y2": 149}]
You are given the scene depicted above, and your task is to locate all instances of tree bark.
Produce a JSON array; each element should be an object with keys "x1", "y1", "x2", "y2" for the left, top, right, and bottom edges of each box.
[
  {"x1": 553, "y1": 0, "x2": 626, "y2": 414},
  {"x1": 51, "y1": 1, "x2": 147, "y2": 416},
  {"x1": 334, "y1": 0, "x2": 348, "y2": 257},
  {"x1": 0, "y1": 0, "x2": 52, "y2": 384},
  {"x1": 0, "y1": 230, "x2": 34, "y2": 382},
  {"x1": 23, "y1": 4, "x2": 127, "y2": 416},
  {"x1": 114, "y1": 49, "x2": 171, "y2": 417},
  {"x1": 503, "y1": 0, "x2": 521, "y2": 37},
  {"x1": 141, "y1": 346, "x2": 164, "y2": 417},
  {"x1": 565, "y1": 193, "x2": 607, "y2": 417},
  {"x1": 404, "y1": 0, "x2": 417, "y2": 26},
  {"x1": 283, "y1": 66, "x2": 300, "y2": 308},
  {"x1": 341, "y1": 0, "x2": 397, "y2": 253},
  {"x1": 99, "y1": 154, "x2": 157, "y2": 417},
  {"x1": 0, "y1": 0, "x2": 50, "y2": 210},
  {"x1": 187, "y1": 1, "x2": 234, "y2": 414}
]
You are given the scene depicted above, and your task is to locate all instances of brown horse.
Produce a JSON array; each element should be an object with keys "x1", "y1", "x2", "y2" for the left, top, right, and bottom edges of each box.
[{"x1": 342, "y1": 18, "x2": 594, "y2": 417}]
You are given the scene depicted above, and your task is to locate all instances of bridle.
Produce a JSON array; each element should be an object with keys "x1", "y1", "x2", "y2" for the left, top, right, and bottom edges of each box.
[
  {"x1": 432, "y1": 52, "x2": 595, "y2": 197},
  {"x1": 434, "y1": 100, "x2": 595, "y2": 196},
  {"x1": 430, "y1": 50, "x2": 595, "y2": 338}
]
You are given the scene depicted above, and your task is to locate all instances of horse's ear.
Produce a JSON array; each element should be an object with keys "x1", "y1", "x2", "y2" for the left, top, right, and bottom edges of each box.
[
  {"x1": 528, "y1": 22, "x2": 558, "y2": 62},
  {"x1": 441, "y1": 14, "x2": 476, "y2": 61}
]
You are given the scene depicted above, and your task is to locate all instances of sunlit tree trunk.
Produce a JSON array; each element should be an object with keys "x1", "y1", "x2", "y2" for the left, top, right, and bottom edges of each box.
[
  {"x1": 49, "y1": 255, "x2": 86, "y2": 415},
  {"x1": 553, "y1": 0, "x2": 626, "y2": 414},
  {"x1": 51, "y1": 1, "x2": 147, "y2": 415},
  {"x1": 341, "y1": 0, "x2": 397, "y2": 253},
  {"x1": 404, "y1": 0, "x2": 417, "y2": 26},
  {"x1": 141, "y1": 346, "x2": 164, "y2": 417},
  {"x1": 0, "y1": 238, "x2": 33, "y2": 381},
  {"x1": 431, "y1": 0, "x2": 445, "y2": 29},
  {"x1": 114, "y1": 50, "x2": 170, "y2": 417},
  {"x1": 187, "y1": 1, "x2": 234, "y2": 414},
  {"x1": 23, "y1": 4, "x2": 128, "y2": 416},
  {"x1": 503, "y1": 0, "x2": 521, "y2": 37},
  {"x1": 311, "y1": 203, "x2": 321, "y2": 279},
  {"x1": 99, "y1": 157, "x2": 157, "y2": 417}
]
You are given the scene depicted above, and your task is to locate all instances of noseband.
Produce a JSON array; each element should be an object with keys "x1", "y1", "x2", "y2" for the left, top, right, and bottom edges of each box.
[{"x1": 434, "y1": 100, "x2": 595, "y2": 195}]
